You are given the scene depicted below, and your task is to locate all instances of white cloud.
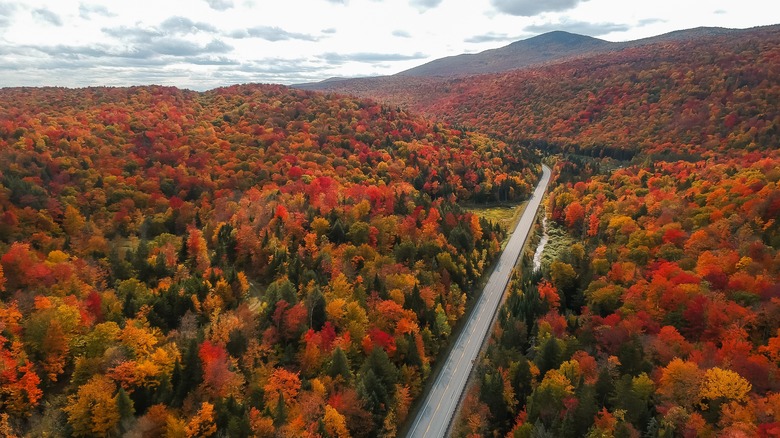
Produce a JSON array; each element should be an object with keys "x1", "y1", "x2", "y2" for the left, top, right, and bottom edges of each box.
[
  {"x1": 79, "y1": 3, "x2": 114, "y2": 19},
  {"x1": 410, "y1": 0, "x2": 443, "y2": 11},
  {"x1": 524, "y1": 19, "x2": 630, "y2": 37},
  {"x1": 492, "y1": 0, "x2": 587, "y2": 16},
  {"x1": 32, "y1": 8, "x2": 62, "y2": 26},
  {"x1": 205, "y1": 0, "x2": 233, "y2": 11}
]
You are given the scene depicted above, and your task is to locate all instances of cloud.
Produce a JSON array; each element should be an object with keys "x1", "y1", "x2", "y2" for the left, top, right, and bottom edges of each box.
[
  {"x1": 102, "y1": 25, "x2": 163, "y2": 43},
  {"x1": 491, "y1": 0, "x2": 587, "y2": 16},
  {"x1": 524, "y1": 20, "x2": 630, "y2": 36},
  {"x1": 11, "y1": 38, "x2": 234, "y2": 73},
  {"x1": 100, "y1": 23, "x2": 234, "y2": 58},
  {"x1": 324, "y1": 0, "x2": 347, "y2": 3},
  {"x1": 152, "y1": 38, "x2": 233, "y2": 56},
  {"x1": 392, "y1": 30, "x2": 412, "y2": 38},
  {"x1": 322, "y1": 28, "x2": 337, "y2": 34},
  {"x1": 229, "y1": 26, "x2": 318, "y2": 42},
  {"x1": 410, "y1": 0, "x2": 443, "y2": 10},
  {"x1": 236, "y1": 58, "x2": 324, "y2": 74},
  {"x1": 320, "y1": 51, "x2": 427, "y2": 64},
  {"x1": 160, "y1": 16, "x2": 218, "y2": 34},
  {"x1": 27, "y1": 44, "x2": 162, "y2": 65},
  {"x1": 0, "y1": 2, "x2": 17, "y2": 28},
  {"x1": 205, "y1": 0, "x2": 234, "y2": 10},
  {"x1": 183, "y1": 56, "x2": 240, "y2": 66},
  {"x1": 33, "y1": 8, "x2": 63, "y2": 26},
  {"x1": 79, "y1": 3, "x2": 114, "y2": 19},
  {"x1": 638, "y1": 18, "x2": 665, "y2": 26},
  {"x1": 465, "y1": 31, "x2": 526, "y2": 43}
]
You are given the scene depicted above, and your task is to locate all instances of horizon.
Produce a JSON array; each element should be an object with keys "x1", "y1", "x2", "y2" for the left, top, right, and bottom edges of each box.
[
  {"x1": 1, "y1": 0, "x2": 778, "y2": 90},
  {"x1": 1, "y1": 24, "x2": 773, "y2": 92}
]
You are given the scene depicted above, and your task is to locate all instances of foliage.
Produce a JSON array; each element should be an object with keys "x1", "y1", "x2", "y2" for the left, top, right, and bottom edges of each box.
[{"x1": 0, "y1": 84, "x2": 537, "y2": 435}]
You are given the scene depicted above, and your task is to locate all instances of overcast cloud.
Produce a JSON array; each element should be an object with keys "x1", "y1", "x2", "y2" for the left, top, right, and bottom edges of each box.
[
  {"x1": 492, "y1": 0, "x2": 586, "y2": 16},
  {"x1": 524, "y1": 19, "x2": 631, "y2": 36},
  {"x1": 0, "y1": 0, "x2": 776, "y2": 89}
]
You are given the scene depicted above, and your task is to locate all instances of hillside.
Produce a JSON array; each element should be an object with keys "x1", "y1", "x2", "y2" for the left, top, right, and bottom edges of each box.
[
  {"x1": 297, "y1": 26, "x2": 748, "y2": 90},
  {"x1": 396, "y1": 31, "x2": 610, "y2": 77},
  {"x1": 307, "y1": 25, "x2": 780, "y2": 159},
  {"x1": 0, "y1": 84, "x2": 538, "y2": 436}
]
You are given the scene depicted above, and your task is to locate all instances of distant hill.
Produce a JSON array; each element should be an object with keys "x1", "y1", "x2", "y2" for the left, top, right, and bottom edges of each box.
[
  {"x1": 397, "y1": 31, "x2": 610, "y2": 77},
  {"x1": 296, "y1": 24, "x2": 780, "y2": 157},
  {"x1": 296, "y1": 26, "x2": 752, "y2": 91}
]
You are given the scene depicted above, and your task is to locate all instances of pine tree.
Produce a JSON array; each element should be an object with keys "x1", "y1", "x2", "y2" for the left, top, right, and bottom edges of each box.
[
  {"x1": 116, "y1": 387, "x2": 135, "y2": 434},
  {"x1": 328, "y1": 347, "x2": 351, "y2": 380},
  {"x1": 273, "y1": 393, "x2": 287, "y2": 427}
]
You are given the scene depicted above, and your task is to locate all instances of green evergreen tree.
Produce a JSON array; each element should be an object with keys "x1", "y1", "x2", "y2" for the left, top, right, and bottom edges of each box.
[
  {"x1": 116, "y1": 387, "x2": 135, "y2": 434},
  {"x1": 536, "y1": 336, "x2": 562, "y2": 377},
  {"x1": 274, "y1": 393, "x2": 287, "y2": 427},
  {"x1": 595, "y1": 367, "x2": 615, "y2": 408},
  {"x1": 328, "y1": 347, "x2": 351, "y2": 380}
]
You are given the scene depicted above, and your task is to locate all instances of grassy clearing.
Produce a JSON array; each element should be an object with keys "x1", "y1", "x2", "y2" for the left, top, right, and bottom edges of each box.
[
  {"x1": 539, "y1": 220, "x2": 576, "y2": 270},
  {"x1": 464, "y1": 202, "x2": 527, "y2": 232}
]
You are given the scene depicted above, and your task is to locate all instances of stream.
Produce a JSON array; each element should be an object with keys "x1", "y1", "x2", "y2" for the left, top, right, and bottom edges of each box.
[{"x1": 532, "y1": 214, "x2": 548, "y2": 273}]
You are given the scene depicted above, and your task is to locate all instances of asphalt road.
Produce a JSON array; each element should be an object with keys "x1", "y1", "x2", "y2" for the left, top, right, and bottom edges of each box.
[{"x1": 406, "y1": 164, "x2": 551, "y2": 438}]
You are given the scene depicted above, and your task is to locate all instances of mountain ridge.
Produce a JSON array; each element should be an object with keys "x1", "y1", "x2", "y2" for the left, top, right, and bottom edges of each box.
[
  {"x1": 395, "y1": 30, "x2": 610, "y2": 77},
  {"x1": 295, "y1": 25, "x2": 770, "y2": 89}
]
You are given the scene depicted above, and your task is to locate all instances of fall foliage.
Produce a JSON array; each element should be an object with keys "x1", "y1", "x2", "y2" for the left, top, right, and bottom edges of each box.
[
  {"x1": 0, "y1": 84, "x2": 535, "y2": 435},
  {"x1": 1, "y1": 21, "x2": 779, "y2": 438}
]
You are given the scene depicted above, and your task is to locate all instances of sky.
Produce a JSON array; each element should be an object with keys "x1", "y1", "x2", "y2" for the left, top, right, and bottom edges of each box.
[{"x1": 0, "y1": 0, "x2": 778, "y2": 90}]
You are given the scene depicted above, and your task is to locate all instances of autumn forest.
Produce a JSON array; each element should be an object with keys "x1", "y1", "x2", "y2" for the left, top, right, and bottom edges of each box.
[{"x1": 1, "y1": 23, "x2": 779, "y2": 438}]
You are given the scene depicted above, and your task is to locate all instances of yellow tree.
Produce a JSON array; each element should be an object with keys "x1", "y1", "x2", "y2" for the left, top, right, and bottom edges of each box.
[
  {"x1": 64, "y1": 375, "x2": 120, "y2": 437},
  {"x1": 185, "y1": 402, "x2": 217, "y2": 437},
  {"x1": 323, "y1": 405, "x2": 350, "y2": 438},
  {"x1": 699, "y1": 367, "x2": 752, "y2": 409},
  {"x1": 658, "y1": 358, "x2": 704, "y2": 409}
]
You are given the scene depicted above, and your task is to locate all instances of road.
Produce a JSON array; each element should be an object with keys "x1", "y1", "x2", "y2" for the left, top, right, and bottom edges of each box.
[{"x1": 406, "y1": 164, "x2": 551, "y2": 438}]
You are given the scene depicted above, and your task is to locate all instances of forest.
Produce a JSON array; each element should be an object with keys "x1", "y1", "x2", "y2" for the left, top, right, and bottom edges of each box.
[
  {"x1": 0, "y1": 84, "x2": 537, "y2": 436},
  {"x1": 397, "y1": 26, "x2": 780, "y2": 438},
  {"x1": 455, "y1": 152, "x2": 780, "y2": 437},
  {"x1": 320, "y1": 26, "x2": 780, "y2": 160},
  {"x1": 1, "y1": 21, "x2": 779, "y2": 438}
]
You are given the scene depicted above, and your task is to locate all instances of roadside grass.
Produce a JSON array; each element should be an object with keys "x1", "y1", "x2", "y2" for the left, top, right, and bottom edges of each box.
[
  {"x1": 539, "y1": 220, "x2": 576, "y2": 270},
  {"x1": 464, "y1": 202, "x2": 527, "y2": 232}
]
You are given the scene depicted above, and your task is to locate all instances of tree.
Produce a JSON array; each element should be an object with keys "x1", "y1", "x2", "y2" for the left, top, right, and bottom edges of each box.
[
  {"x1": 357, "y1": 348, "x2": 398, "y2": 422},
  {"x1": 658, "y1": 358, "x2": 704, "y2": 409},
  {"x1": 698, "y1": 367, "x2": 752, "y2": 422},
  {"x1": 526, "y1": 370, "x2": 574, "y2": 429},
  {"x1": 564, "y1": 201, "x2": 585, "y2": 231},
  {"x1": 550, "y1": 260, "x2": 577, "y2": 296},
  {"x1": 116, "y1": 387, "x2": 135, "y2": 434},
  {"x1": 263, "y1": 368, "x2": 301, "y2": 411},
  {"x1": 536, "y1": 336, "x2": 562, "y2": 377},
  {"x1": 273, "y1": 393, "x2": 287, "y2": 427},
  {"x1": 328, "y1": 347, "x2": 351, "y2": 381},
  {"x1": 185, "y1": 402, "x2": 217, "y2": 437},
  {"x1": 323, "y1": 405, "x2": 350, "y2": 438},
  {"x1": 64, "y1": 375, "x2": 120, "y2": 437}
]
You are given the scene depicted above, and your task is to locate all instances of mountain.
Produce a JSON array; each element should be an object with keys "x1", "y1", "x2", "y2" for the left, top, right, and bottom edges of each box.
[
  {"x1": 397, "y1": 31, "x2": 611, "y2": 77},
  {"x1": 349, "y1": 24, "x2": 780, "y2": 157},
  {"x1": 296, "y1": 26, "x2": 759, "y2": 91}
]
